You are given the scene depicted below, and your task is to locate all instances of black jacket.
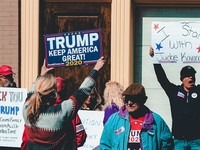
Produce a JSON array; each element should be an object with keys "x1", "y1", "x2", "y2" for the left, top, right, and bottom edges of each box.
[{"x1": 154, "y1": 64, "x2": 200, "y2": 140}]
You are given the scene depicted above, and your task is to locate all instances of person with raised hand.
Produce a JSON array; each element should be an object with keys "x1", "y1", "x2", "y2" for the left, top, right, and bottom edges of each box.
[
  {"x1": 150, "y1": 47, "x2": 200, "y2": 149},
  {"x1": 22, "y1": 57, "x2": 105, "y2": 150}
]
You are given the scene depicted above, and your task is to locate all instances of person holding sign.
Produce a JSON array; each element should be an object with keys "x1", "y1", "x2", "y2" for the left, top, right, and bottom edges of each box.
[
  {"x1": 0, "y1": 66, "x2": 19, "y2": 150},
  {"x1": 21, "y1": 61, "x2": 87, "y2": 149},
  {"x1": 0, "y1": 65, "x2": 16, "y2": 87},
  {"x1": 22, "y1": 57, "x2": 105, "y2": 150},
  {"x1": 100, "y1": 83, "x2": 173, "y2": 150},
  {"x1": 149, "y1": 47, "x2": 200, "y2": 149}
]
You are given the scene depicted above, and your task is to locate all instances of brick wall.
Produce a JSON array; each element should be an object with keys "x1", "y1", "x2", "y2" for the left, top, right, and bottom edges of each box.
[{"x1": 0, "y1": 0, "x2": 19, "y2": 86}]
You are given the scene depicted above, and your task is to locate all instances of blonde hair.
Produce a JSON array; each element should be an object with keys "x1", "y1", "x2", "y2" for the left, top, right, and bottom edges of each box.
[
  {"x1": 103, "y1": 81, "x2": 124, "y2": 110},
  {"x1": 27, "y1": 74, "x2": 57, "y2": 126}
]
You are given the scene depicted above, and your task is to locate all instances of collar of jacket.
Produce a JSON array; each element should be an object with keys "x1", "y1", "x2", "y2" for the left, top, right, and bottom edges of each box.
[{"x1": 119, "y1": 105, "x2": 154, "y2": 130}]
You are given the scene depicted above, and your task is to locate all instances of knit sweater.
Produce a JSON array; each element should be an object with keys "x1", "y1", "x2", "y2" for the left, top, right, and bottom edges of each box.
[{"x1": 22, "y1": 70, "x2": 99, "y2": 150}]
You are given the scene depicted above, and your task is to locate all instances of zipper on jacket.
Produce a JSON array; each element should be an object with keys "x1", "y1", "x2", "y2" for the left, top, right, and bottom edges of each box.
[{"x1": 187, "y1": 93, "x2": 189, "y2": 103}]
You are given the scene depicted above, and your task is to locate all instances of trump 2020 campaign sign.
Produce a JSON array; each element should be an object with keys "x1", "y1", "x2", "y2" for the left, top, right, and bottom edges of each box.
[{"x1": 44, "y1": 29, "x2": 103, "y2": 67}]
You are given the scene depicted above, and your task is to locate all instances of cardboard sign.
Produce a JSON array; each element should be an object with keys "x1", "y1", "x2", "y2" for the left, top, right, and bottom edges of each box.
[
  {"x1": 44, "y1": 29, "x2": 103, "y2": 67},
  {"x1": 151, "y1": 21, "x2": 200, "y2": 63},
  {"x1": 0, "y1": 87, "x2": 27, "y2": 147},
  {"x1": 78, "y1": 110, "x2": 104, "y2": 150}
]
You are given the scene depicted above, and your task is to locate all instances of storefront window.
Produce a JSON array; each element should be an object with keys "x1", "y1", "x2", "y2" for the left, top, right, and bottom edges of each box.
[{"x1": 134, "y1": 7, "x2": 200, "y2": 128}]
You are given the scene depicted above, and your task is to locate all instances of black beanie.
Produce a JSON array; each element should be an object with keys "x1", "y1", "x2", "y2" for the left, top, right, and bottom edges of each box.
[{"x1": 180, "y1": 66, "x2": 196, "y2": 81}]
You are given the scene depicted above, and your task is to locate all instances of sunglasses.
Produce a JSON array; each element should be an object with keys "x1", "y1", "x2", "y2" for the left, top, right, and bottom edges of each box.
[{"x1": 124, "y1": 95, "x2": 142, "y2": 104}]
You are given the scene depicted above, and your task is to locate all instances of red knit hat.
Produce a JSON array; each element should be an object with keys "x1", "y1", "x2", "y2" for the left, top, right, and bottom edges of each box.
[
  {"x1": 0, "y1": 65, "x2": 15, "y2": 76},
  {"x1": 55, "y1": 77, "x2": 65, "y2": 92}
]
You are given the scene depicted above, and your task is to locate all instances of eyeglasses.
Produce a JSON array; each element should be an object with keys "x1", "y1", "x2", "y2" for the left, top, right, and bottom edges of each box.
[
  {"x1": 0, "y1": 75, "x2": 6, "y2": 79},
  {"x1": 0, "y1": 75, "x2": 9, "y2": 82},
  {"x1": 89, "y1": 93, "x2": 96, "y2": 98}
]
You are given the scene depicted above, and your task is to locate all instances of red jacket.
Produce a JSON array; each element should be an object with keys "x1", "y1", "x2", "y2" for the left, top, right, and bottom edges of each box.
[{"x1": 72, "y1": 114, "x2": 87, "y2": 147}]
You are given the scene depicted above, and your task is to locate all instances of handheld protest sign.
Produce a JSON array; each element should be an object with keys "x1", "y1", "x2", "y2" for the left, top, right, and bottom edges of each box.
[
  {"x1": 151, "y1": 21, "x2": 200, "y2": 64},
  {"x1": 0, "y1": 87, "x2": 27, "y2": 148},
  {"x1": 78, "y1": 110, "x2": 104, "y2": 150},
  {"x1": 44, "y1": 29, "x2": 103, "y2": 67}
]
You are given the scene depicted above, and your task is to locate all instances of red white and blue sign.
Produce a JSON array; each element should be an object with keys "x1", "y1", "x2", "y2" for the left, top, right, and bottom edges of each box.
[{"x1": 44, "y1": 29, "x2": 103, "y2": 67}]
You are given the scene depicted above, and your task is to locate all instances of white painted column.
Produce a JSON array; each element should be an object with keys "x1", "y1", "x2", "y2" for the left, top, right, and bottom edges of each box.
[
  {"x1": 111, "y1": 0, "x2": 133, "y2": 88},
  {"x1": 21, "y1": 0, "x2": 39, "y2": 89}
]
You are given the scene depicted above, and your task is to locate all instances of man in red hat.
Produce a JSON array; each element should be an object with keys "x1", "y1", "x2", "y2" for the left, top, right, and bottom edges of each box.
[
  {"x1": 0, "y1": 65, "x2": 18, "y2": 149},
  {"x1": 0, "y1": 65, "x2": 16, "y2": 87}
]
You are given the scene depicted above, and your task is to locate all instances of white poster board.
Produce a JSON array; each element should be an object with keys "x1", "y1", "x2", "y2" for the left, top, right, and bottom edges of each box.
[
  {"x1": 151, "y1": 21, "x2": 200, "y2": 63},
  {"x1": 0, "y1": 87, "x2": 27, "y2": 147},
  {"x1": 78, "y1": 110, "x2": 104, "y2": 150}
]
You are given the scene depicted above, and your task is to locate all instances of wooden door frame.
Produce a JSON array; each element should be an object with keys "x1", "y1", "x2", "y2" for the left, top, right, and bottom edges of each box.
[
  {"x1": 21, "y1": 0, "x2": 199, "y2": 89},
  {"x1": 43, "y1": 0, "x2": 111, "y2": 2}
]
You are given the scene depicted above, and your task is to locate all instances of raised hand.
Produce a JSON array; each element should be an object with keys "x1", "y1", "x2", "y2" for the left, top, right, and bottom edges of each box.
[
  {"x1": 149, "y1": 47, "x2": 154, "y2": 57},
  {"x1": 93, "y1": 56, "x2": 105, "y2": 71},
  {"x1": 40, "y1": 59, "x2": 54, "y2": 76}
]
